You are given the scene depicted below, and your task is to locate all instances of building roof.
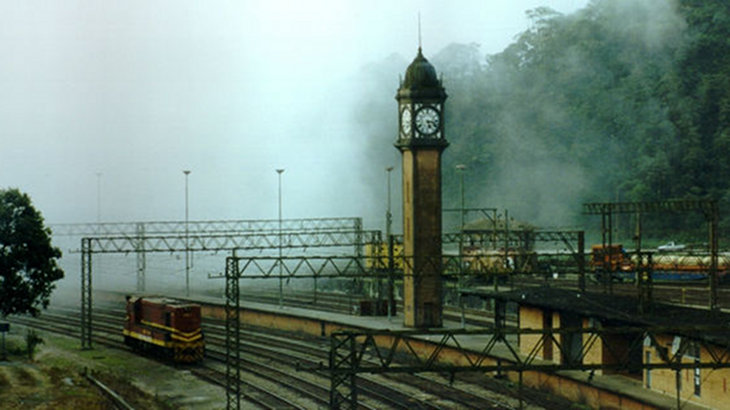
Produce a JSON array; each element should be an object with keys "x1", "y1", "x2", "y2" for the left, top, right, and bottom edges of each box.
[
  {"x1": 130, "y1": 295, "x2": 199, "y2": 308},
  {"x1": 403, "y1": 48, "x2": 440, "y2": 88},
  {"x1": 464, "y1": 286, "x2": 730, "y2": 344},
  {"x1": 396, "y1": 48, "x2": 447, "y2": 100}
]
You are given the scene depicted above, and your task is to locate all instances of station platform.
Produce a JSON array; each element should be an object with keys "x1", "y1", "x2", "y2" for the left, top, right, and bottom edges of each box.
[{"x1": 164, "y1": 291, "x2": 706, "y2": 410}]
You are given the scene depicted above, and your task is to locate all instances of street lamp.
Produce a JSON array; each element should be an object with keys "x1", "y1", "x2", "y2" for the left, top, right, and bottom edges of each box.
[
  {"x1": 183, "y1": 170, "x2": 191, "y2": 297},
  {"x1": 386, "y1": 166, "x2": 394, "y2": 239},
  {"x1": 276, "y1": 168, "x2": 285, "y2": 307},
  {"x1": 455, "y1": 164, "x2": 467, "y2": 232},
  {"x1": 455, "y1": 164, "x2": 467, "y2": 328},
  {"x1": 385, "y1": 166, "x2": 394, "y2": 320},
  {"x1": 95, "y1": 172, "x2": 102, "y2": 224}
]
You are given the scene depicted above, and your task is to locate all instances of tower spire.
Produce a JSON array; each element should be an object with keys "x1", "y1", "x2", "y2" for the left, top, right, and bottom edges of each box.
[{"x1": 418, "y1": 12, "x2": 422, "y2": 51}]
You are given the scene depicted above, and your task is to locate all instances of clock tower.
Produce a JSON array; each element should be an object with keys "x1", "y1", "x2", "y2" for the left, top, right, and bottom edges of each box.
[{"x1": 395, "y1": 47, "x2": 447, "y2": 328}]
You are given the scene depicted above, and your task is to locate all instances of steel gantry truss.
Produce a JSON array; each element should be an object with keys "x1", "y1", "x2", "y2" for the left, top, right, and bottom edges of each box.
[
  {"x1": 223, "y1": 255, "x2": 377, "y2": 409},
  {"x1": 56, "y1": 217, "x2": 362, "y2": 294},
  {"x1": 221, "y1": 251, "x2": 730, "y2": 409},
  {"x1": 220, "y1": 234, "x2": 587, "y2": 409},
  {"x1": 79, "y1": 228, "x2": 378, "y2": 350},
  {"x1": 52, "y1": 217, "x2": 363, "y2": 236},
  {"x1": 390, "y1": 230, "x2": 586, "y2": 287},
  {"x1": 326, "y1": 326, "x2": 730, "y2": 409},
  {"x1": 583, "y1": 200, "x2": 720, "y2": 310}
]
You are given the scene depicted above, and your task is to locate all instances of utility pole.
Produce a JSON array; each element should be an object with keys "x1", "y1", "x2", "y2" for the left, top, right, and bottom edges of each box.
[
  {"x1": 386, "y1": 166, "x2": 394, "y2": 320},
  {"x1": 276, "y1": 168, "x2": 285, "y2": 308},
  {"x1": 456, "y1": 164, "x2": 466, "y2": 327},
  {"x1": 95, "y1": 172, "x2": 102, "y2": 223},
  {"x1": 183, "y1": 170, "x2": 191, "y2": 297}
]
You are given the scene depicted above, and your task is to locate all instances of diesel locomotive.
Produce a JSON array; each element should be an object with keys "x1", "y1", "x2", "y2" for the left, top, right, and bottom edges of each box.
[{"x1": 123, "y1": 296, "x2": 204, "y2": 363}]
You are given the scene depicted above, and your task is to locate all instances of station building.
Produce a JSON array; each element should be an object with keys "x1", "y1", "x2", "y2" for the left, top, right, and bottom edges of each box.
[{"x1": 468, "y1": 286, "x2": 730, "y2": 409}]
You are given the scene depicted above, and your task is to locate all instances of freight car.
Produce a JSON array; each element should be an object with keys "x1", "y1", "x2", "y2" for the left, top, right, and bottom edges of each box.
[
  {"x1": 590, "y1": 245, "x2": 728, "y2": 282},
  {"x1": 123, "y1": 296, "x2": 204, "y2": 363}
]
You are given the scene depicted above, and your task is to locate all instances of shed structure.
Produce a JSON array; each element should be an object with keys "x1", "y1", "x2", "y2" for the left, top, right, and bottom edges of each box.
[{"x1": 466, "y1": 286, "x2": 730, "y2": 408}]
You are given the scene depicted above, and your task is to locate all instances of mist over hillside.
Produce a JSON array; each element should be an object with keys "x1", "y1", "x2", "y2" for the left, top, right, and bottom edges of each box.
[{"x1": 354, "y1": 0, "x2": 730, "y2": 238}]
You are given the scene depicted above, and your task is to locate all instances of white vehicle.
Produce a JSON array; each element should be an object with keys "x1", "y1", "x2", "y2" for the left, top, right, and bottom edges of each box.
[{"x1": 657, "y1": 241, "x2": 686, "y2": 252}]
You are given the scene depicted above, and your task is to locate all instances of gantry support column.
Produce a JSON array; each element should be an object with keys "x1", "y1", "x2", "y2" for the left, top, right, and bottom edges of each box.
[
  {"x1": 80, "y1": 238, "x2": 92, "y2": 350},
  {"x1": 135, "y1": 222, "x2": 146, "y2": 292}
]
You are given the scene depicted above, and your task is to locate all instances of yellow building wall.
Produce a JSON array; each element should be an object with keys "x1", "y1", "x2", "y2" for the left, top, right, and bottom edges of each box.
[
  {"x1": 583, "y1": 318, "x2": 603, "y2": 376},
  {"x1": 518, "y1": 370, "x2": 654, "y2": 409},
  {"x1": 519, "y1": 305, "x2": 543, "y2": 358},
  {"x1": 519, "y1": 305, "x2": 559, "y2": 362},
  {"x1": 644, "y1": 333, "x2": 730, "y2": 408}
]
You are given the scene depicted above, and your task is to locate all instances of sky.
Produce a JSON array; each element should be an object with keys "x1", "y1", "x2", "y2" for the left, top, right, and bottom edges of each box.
[{"x1": 0, "y1": 0, "x2": 589, "y2": 228}]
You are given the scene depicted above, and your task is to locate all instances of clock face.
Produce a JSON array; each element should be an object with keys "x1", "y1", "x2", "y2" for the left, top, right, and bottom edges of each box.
[
  {"x1": 415, "y1": 107, "x2": 440, "y2": 135},
  {"x1": 400, "y1": 108, "x2": 412, "y2": 134}
]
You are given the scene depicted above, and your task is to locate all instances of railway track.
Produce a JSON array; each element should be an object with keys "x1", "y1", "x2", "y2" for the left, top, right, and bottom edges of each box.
[
  {"x1": 8, "y1": 301, "x2": 564, "y2": 409},
  {"x1": 25, "y1": 283, "x2": 721, "y2": 408},
  {"x1": 203, "y1": 317, "x2": 519, "y2": 409},
  {"x1": 8, "y1": 307, "x2": 325, "y2": 409}
]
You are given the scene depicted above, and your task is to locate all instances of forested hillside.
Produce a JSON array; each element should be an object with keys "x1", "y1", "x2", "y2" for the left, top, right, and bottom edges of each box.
[{"x1": 357, "y1": 0, "x2": 730, "y2": 237}]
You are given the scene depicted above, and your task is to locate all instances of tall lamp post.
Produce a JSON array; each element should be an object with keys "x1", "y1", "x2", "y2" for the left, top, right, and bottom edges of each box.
[
  {"x1": 455, "y1": 164, "x2": 467, "y2": 327},
  {"x1": 276, "y1": 168, "x2": 285, "y2": 307},
  {"x1": 183, "y1": 170, "x2": 191, "y2": 297},
  {"x1": 386, "y1": 166, "x2": 394, "y2": 239},
  {"x1": 385, "y1": 166, "x2": 394, "y2": 320},
  {"x1": 95, "y1": 172, "x2": 102, "y2": 224}
]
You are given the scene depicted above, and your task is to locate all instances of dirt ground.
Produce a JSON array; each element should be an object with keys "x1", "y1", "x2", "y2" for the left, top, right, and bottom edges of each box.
[{"x1": 0, "y1": 324, "x2": 226, "y2": 409}]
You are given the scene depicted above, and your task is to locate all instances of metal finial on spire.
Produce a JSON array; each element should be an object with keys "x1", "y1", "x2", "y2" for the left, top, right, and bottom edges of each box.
[{"x1": 418, "y1": 12, "x2": 422, "y2": 51}]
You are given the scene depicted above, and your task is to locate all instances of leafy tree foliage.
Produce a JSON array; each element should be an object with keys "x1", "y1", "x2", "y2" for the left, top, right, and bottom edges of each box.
[
  {"x1": 0, "y1": 188, "x2": 64, "y2": 317},
  {"x1": 356, "y1": 0, "x2": 730, "y2": 238},
  {"x1": 431, "y1": 0, "x2": 730, "y2": 236}
]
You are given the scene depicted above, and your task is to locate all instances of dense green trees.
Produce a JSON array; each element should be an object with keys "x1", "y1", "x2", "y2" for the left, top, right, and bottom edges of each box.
[
  {"x1": 356, "y1": 0, "x2": 730, "y2": 237},
  {"x1": 0, "y1": 189, "x2": 64, "y2": 317},
  {"x1": 428, "y1": 0, "x2": 730, "y2": 235}
]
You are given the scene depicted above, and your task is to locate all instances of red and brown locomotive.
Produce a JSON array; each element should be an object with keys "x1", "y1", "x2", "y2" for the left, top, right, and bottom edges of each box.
[{"x1": 123, "y1": 296, "x2": 204, "y2": 363}]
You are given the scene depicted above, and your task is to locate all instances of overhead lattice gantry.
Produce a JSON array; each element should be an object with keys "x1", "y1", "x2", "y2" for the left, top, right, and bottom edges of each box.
[
  {"x1": 583, "y1": 199, "x2": 720, "y2": 310},
  {"x1": 223, "y1": 255, "x2": 376, "y2": 409},
  {"x1": 582, "y1": 200, "x2": 718, "y2": 215},
  {"x1": 386, "y1": 230, "x2": 586, "y2": 289},
  {"x1": 57, "y1": 216, "x2": 364, "y2": 350},
  {"x1": 221, "y1": 251, "x2": 729, "y2": 409},
  {"x1": 79, "y1": 229, "x2": 378, "y2": 350},
  {"x1": 77, "y1": 230, "x2": 375, "y2": 254},
  {"x1": 326, "y1": 326, "x2": 730, "y2": 409},
  {"x1": 221, "y1": 246, "x2": 593, "y2": 409},
  {"x1": 60, "y1": 217, "x2": 363, "y2": 294},
  {"x1": 52, "y1": 216, "x2": 363, "y2": 236}
]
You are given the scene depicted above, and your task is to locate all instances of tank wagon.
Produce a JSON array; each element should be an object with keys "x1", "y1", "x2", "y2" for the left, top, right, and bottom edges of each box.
[
  {"x1": 123, "y1": 296, "x2": 204, "y2": 363},
  {"x1": 590, "y1": 244, "x2": 728, "y2": 282}
]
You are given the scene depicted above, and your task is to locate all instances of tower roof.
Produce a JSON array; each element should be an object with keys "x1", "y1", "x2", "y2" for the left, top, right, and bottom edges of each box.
[
  {"x1": 397, "y1": 48, "x2": 446, "y2": 100},
  {"x1": 403, "y1": 48, "x2": 440, "y2": 89}
]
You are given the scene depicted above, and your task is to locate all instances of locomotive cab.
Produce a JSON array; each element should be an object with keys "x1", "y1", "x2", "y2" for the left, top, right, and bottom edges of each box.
[{"x1": 123, "y1": 295, "x2": 204, "y2": 363}]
